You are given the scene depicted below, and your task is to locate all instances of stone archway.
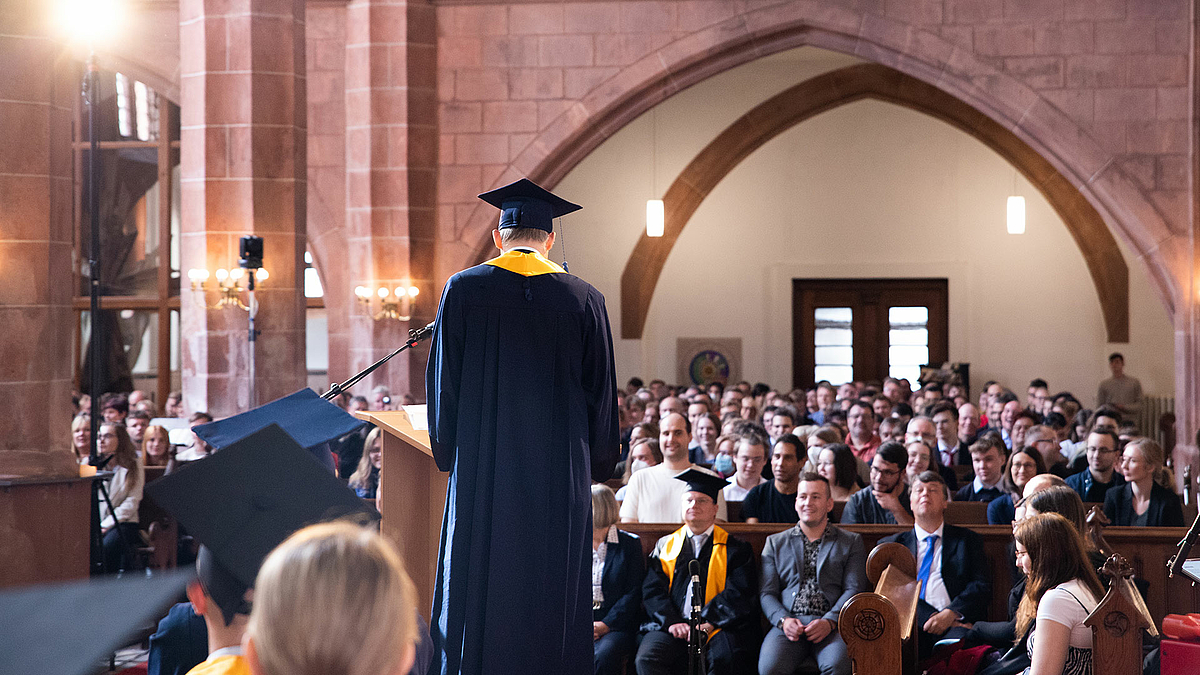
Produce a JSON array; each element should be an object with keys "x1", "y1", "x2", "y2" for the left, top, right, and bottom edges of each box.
[
  {"x1": 463, "y1": 6, "x2": 1178, "y2": 318},
  {"x1": 618, "y1": 63, "x2": 1130, "y2": 343}
]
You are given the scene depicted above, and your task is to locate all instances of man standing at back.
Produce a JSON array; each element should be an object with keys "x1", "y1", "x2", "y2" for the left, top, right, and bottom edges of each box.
[{"x1": 426, "y1": 178, "x2": 620, "y2": 675}]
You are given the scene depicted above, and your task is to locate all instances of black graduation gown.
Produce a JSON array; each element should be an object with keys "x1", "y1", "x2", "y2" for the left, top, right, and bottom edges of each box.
[{"x1": 426, "y1": 250, "x2": 620, "y2": 675}]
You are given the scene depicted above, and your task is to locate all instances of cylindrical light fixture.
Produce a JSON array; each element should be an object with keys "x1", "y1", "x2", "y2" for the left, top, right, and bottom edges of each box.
[
  {"x1": 646, "y1": 199, "x2": 665, "y2": 237},
  {"x1": 1006, "y1": 196, "x2": 1025, "y2": 235}
]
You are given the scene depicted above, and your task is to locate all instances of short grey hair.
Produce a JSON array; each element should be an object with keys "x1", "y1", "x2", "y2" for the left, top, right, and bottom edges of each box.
[
  {"x1": 500, "y1": 227, "x2": 550, "y2": 247},
  {"x1": 591, "y1": 484, "x2": 619, "y2": 530},
  {"x1": 372, "y1": 385, "x2": 390, "y2": 395}
]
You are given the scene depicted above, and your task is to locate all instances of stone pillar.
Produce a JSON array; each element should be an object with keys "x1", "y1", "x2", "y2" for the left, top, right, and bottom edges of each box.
[
  {"x1": 344, "y1": 0, "x2": 438, "y2": 401},
  {"x1": 0, "y1": 3, "x2": 77, "y2": 478},
  {"x1": 179, "y1": 0, "x2": 307, "y2": 417}
]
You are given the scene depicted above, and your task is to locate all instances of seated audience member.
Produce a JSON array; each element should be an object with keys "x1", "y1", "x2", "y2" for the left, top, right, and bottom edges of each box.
[
  {"x1": 1104, "y1": 437, "x2": 1185, "y2": 527},
  {"x1": 636, "y1": 471, "x2": 759, "y2": 675},
  {"x1": 905, "y1": 440, "x2": 933, "y2": 487},
  {"x1": 1064, "y1": 406, "x2": 1121, "y2": 469},
  {"x1": 126, "y1": 410, "x2": 151, "y2": 446},
  {"x1": 101, "y1": 392, "x2": 129, "y2": 423},
  {"x1": 996, "y1": 395, "x2": 1021, "y2": 448},
  {"x1": 591, "y1": 485, "x2": 645, "y2": 675},
  {"x1": 348, "y1": 427, "x2": 383, "y2": 499},
  {"x1": 769, "y1": 406, "x2": 799, "y2": 446},
  {"x1": 871, "y1": 395, "x2": 893, "y2": 426},
  {"x1": 878, "y1": 416, "x2": 904, "y2": 445},
  {"x1": 176, "y1": 412, "x2": 216, "y2": 462},
  {"x1": 75, "y1": 391, "x2": 91, "y2": 415},
  {"x1": 690, "y1": 413, "x2": 721, "y2": 467},
  {"x1": 881, "y1": 471, "x2": 991, "y2": 659},
  {"x1": 809, "y1": 383, "x2": 835, "y2": 425},
  {"x1": 954, "y1": 436, "x2": 1006, "y2": 503},
  {"x1": 841, "y1": 442, "x2": 913, "y2": 525},
  {"x1": 97, "y1": 422, "x2": 145, "y2": 573},
  {"x1": 1025, "y1": 424, "x2": 1072, "y2": 478},
  {"x1": 825, "y1": 409, "x2": 848, "y2": 436},
  {"x1": 1065, "y1": 429, "x2": 1124, "y2": 503},
  {"x1": 128, "y1": 389, "x2": 150, "y2": 408},
  {"x1": 1044, "y1": 411, "x2": 1069, "y2": 443},
  {"x1": 619, "y1": 438, "x2": 664, "y2": 499},
  {"x1": 844, "y1": 401, "x2": 881, "y2": 465},
  {"x1": 709, "y1": 434, "x2": 737, "y2": 478},
  {"x1": 931, "y1": 402, "x2": 969, "y2": 466},
  {"x1": 147, "y1": 603, "x2": 209, "y2": 675},
  {"x1": 816, "y1": 443, "x2": 861, "y2": 502},
  {"x1": 142, "y1": 424, "x2": 176, "y2": 469},
  {"x1": 987, "y1": 446, "x2": 1046, "y2": 525},
  {"x1": 620, "y1": 413, "x2": 728, "y2": 523},
  {"x1": 71, "y1": 414, "x2": 91, "y2": 464},
  {"x1": 957, "y1": 403, "x2": 982, "y2": 446},
  {"x1": 882, "y1": 377, "x2": 906, "y2": 405},
  {"x1": 1008, "y1": 410, "x2": 1038, "y2": 453},
  {"x1": 906, "y1": 416, "x2": 959, "y2": 490},
  {"x1": 1012, "y1": 514, "x2": 1104, "y2": 675},
  {"x1": 660, "y1": 396, "x2": 686, "y2": 421},
  {"x1": 802, "y1": 425, "x2": 845, "y2": 469},
  {"x1": 246, "y1": 523, "x2": 420, "y2": 675},
  {"x1": 721, "y1": 433, "x2": 768, "y2": 504},
  {"x1": 743, "y1": 435, "x2": 804, "y2": 524},
  {"x1": 758, "y1": 473, "x2": 867, "y2": 675}
]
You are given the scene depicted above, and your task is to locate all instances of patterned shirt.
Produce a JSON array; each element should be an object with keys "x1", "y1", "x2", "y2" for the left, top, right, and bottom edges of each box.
[
  {"x1": 791, "y1": 527, "x2": 832, "y2": 616},
  {"x1": 592, "y1": 525, "x2": 618, "y2": 605}
]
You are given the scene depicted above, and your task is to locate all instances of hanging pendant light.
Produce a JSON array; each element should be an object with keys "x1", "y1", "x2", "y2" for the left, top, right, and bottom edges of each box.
[
  {"x1": 646, "y1": 105, "x2": 663, "y2": 237},
  {"x1": 646, "y1": 199, "x2": 664, "y2": 237},
  {"x1": 1007, "y1": 196, "x2": 1025, "y2": 234}
]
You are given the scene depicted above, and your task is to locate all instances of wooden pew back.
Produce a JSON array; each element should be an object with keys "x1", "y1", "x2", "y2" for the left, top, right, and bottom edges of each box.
[{"x1": 838, "y1": 542, "x2": 921, "y2": 675}]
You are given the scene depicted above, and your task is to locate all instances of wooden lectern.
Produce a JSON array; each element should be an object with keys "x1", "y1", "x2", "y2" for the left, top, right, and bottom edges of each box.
[{"x1": 355, "y1": 410, "x2": 448, "y2": 620}]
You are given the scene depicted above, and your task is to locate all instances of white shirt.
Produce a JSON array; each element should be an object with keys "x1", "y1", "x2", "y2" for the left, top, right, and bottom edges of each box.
[
  {"x1": 972, "y1": 475, "x2": 1002, "y2": 493},
  {"x1": 915, "y1": 522, "x2": 951, "y2": 612},
  {"x1": 592, "y1": 525, "x2": 618, "y2": 604},
  {"x1": 722, "y1": 476, "x2": 766, "y2": 502},
  {"x1": 619, "y1": 463, "x2": 728, "y2": 523},
  {"x1": 682, "y1": 524, "x2": 715, "y2": 611},
  {"x1": 206, "y1": 646, "x2": 244, "y2": 661},
  {"x1": 1036, "y1": 578, "x2": 1100, "y2": 649}
]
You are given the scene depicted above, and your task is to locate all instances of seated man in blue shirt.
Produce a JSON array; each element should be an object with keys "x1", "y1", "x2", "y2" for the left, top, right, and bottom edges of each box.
[{"x1": 1065, "y1": 429, "x2": 1124, "y2": 503}]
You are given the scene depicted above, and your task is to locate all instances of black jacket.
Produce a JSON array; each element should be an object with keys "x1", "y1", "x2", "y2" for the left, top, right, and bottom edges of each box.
[
  {"x1": 642, "y1": 527, "x2": 758, "y2": 632},
  {"x1": 880, "y1": 523, "x2": 992, "y2": 622},
  {"x1": 1103, "y1": 481, "x2": 1185, "y2": 527},
  {"x1": 596, "y1": 529, "x2": 646, "y2": 632}
]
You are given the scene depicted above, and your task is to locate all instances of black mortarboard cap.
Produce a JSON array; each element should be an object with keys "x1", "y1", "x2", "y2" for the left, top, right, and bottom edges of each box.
[
  {"x1": 478, "y1": 178, "x2": 582, "y2": 233},
  {"x1": 674, "y1": 468, "x2": 729, "y2": 502},
  {"x1": 0, "y1": 569, "x2": 192, "y2": 675},
  {"x1": 193, "y1": 388, "x2": 364, "y2": 469},
  {"x1": 145, "y1": 423, "x2": 378, "y2": 622}
]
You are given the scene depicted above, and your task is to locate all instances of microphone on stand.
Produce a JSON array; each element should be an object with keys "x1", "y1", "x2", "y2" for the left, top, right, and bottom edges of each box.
[{"x1": 689, "y1": 559, "x2": 701, "y2": 614}]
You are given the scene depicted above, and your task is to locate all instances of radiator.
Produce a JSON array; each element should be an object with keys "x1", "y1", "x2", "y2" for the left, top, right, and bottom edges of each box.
[{"x1": 1141, "y1": 395, "x2": 1174, "y2": 448}]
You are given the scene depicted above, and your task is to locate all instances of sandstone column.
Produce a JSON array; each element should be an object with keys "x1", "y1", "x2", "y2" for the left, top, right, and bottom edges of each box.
[{"x1": 179, "y1": 0, "x2": 307, "y2": 416}]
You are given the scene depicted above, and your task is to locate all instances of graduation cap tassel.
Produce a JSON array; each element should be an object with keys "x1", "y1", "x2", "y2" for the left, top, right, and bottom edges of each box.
[{"x1": 557, "y1": 216, "x2": 569, "y2": 273}]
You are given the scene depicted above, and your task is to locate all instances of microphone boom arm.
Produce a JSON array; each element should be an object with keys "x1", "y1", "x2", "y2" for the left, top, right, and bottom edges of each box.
[{"x1": 322, "y1": 321, "x2": 435, "y2": 401}]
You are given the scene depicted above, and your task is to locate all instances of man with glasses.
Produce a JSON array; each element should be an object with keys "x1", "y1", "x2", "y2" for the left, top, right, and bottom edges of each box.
[
  {"x1": 1065, "y1": 429, "x2": 1124, "y2": 503},
  {"x1": 1026, "y1": 424, "x2": 1072, "y2": 477},
  {"x1": 841, "y1": 442, "x2": 913, "y2": 525}
]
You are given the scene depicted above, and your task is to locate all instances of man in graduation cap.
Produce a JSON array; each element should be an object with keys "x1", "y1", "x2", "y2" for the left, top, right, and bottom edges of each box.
[
  {"x1": 636, "y1": 469, "x2": 760, "y2": 675},
  {"x1": 426, "y1": 178, "x2": 620, "y2": 674},
  {"x1": 143, "y1": 424, "x2": 403, "y2": 675}
]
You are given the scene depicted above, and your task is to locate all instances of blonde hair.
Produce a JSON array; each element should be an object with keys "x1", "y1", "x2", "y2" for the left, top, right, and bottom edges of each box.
[
  {"x1": 1126, "y1": 437, "x2": 1174, "y2": 488},
  {"x1": 248, "y1": 521, "x2": 417, "y2": 675},
  {"x1": 591, "y1": 484, "x2": 619, "y2": 530},
  {"x1": 348, "y1": 427, "x2": 383, "y2": 490},
  {"x1": 71, "y1": 415, "x2": 90, "y2": 460}
]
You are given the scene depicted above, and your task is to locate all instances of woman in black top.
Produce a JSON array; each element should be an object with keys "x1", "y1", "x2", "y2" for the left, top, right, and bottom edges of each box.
[
  {"x1": 591, "y1": 485, "x2": 646, "y2": 675},
  {"x1": 1103, "y1": 437, "x2": 1184, "y2": 527}
]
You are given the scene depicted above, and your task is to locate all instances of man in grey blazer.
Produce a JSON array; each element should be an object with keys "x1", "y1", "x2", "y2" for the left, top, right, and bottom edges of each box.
[{"x1": 758, "y1": 472, "x2": 867, "y2": 675}]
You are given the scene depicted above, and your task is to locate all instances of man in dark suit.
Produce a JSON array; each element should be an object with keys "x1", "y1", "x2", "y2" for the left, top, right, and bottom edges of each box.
[
  {"x1": 882, "y1": 471, "x2": 991, "y2": 658},
  {"x1": 637, "y1": 470, "x2": 759, "y2": 675},
  {"x1": 759, "y1": 473, "x2": 867, "y2": 675}
]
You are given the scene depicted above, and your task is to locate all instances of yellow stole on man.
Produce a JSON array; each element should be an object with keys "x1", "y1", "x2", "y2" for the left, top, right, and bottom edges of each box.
[
  {"x1": 658, "y1": 526, "x2": 729, "y2": 640},
  {"x1": 483, "y1": 249, "x2": 565, "y2": 276}
]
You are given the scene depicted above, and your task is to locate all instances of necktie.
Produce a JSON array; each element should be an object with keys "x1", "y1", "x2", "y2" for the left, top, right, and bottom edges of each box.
[
  {"x1": 917, "y1": 534, "x2": 938, "y2": 601},
  {"x1": 683, "y1": 535, "x2": 706, "y2": 612}
]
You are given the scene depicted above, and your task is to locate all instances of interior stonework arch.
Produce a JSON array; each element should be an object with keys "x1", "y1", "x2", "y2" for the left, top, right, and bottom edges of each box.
[
  {"x1": 617, "y1": 62, "x2": 1130, "y2": 343},
  {"x1": 462, "y1": 4, "x2": 1180, "y2": 320}
]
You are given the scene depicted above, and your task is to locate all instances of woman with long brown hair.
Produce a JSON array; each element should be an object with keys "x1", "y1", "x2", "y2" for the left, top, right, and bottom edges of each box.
[
  {"x1": 1013, "y1": 513, "x2": 1105, "y2": 675},
  {"x1": 97, "y1": 421, "x2": 144, "y2": 573},
  {"x1": 987, "y1": 446, "x2": 1047, "y2": 525},
  {"x1": 141, "y1": 424, "x2": 174, "y2": 469},
  {"x1": 348, "y1": 426, "x2": 383, "y2": 500}
]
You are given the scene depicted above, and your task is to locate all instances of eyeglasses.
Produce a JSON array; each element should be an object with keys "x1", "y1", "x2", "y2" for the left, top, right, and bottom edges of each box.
[
  {"x1": 1086, "y1": 446, "x2": 1116, "y2": 454},
  {"x1": 870, "y1": 465, "x2": 900, "y2": 478},
  {"x1": 98, "y1": 433, "x2": 117, "y2": 440}
]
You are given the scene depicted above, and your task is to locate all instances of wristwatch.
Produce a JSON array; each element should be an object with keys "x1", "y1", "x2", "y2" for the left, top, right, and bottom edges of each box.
[{"x1": 777, "y1": 617, "x2": 787, "y2": 630}]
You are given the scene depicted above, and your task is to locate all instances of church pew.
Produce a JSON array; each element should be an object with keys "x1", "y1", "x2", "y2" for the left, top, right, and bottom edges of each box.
[
  {"x1": 617, "y1": 523, "x2": 1200, "y2": 626},
  {"x1": 838, "y1": 542, "x2": 920, "y2": 675},
  {"x1": 1087, "y1": 553, "x2": 1155, "y2": 675}
]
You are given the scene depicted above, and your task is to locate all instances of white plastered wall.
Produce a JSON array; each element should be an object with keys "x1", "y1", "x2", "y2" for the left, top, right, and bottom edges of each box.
[{"x1": 556, "y1": 47, "x2": 1174, "y2": 400}]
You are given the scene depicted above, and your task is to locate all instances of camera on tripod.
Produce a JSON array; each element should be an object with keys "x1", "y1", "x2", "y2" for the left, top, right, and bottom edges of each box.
[{"x1": 239, "y1": 235, "x2": 264, "y2": 270}]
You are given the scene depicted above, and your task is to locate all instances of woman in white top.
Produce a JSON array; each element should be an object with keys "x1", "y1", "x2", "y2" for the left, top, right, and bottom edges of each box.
[
  {"x1": 1014, "y1": 513, "x2": 1105, "y2": 675},
  {"x1": 97, "y1": 422, "x2": 145, "y2": 573}
]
